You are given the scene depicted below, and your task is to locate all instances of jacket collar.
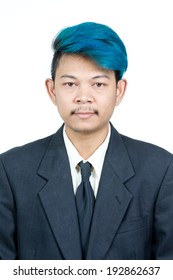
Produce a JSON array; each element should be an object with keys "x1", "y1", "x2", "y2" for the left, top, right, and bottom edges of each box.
[
  {"x1": 37, "y1": 125, "x2": 82, "y2": 259},
  {"x1": 87, "y1": 123, "x2": 135, "y2": 259}
]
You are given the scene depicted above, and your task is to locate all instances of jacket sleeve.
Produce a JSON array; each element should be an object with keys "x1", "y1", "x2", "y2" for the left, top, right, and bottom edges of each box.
[
  {"x1": 0, "y1": 157, "x2": 17, "y2": 259},
  {"x1": 152, "y1": 158, "x2": 173, "y2": 259}
]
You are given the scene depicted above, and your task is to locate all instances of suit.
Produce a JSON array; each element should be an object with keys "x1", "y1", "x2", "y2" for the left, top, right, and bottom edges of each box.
[{"x1": 0, "y1": 124, "x2": 173, "y2": 260}]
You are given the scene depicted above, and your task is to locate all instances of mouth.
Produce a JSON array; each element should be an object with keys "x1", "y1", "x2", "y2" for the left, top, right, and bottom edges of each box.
[
  {"x1": 74, "y1": 112, "x2": 96, "y2": 119},
  {"x1": 71, "y1": 107, "x2": 98, "y2": 119}
]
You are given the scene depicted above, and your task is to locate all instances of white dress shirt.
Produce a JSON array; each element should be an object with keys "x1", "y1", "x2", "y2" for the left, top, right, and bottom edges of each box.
[{"x1": 63, "y1": 124, "x2": 111, "y2": 198}]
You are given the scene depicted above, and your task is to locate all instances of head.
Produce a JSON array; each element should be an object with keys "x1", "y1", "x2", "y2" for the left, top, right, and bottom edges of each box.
[
  {"x1": 46, "y1": 22, "x2": 128, "y2": 138},
  {"x1": 51, "y1": 22, "x2": 128, "y2": 83}
]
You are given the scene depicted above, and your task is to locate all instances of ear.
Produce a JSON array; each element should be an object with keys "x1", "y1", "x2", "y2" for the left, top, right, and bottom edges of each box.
[
  {"x1": 45, "y1": 78, "x2": 57, "y2": 105},
  {"x1": 115, "y1": 79, "x2": 127, "y2": 106}
]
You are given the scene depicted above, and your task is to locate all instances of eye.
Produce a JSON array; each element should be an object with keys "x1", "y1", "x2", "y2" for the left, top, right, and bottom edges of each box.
[
  {"x1": 94, "y1": 82, "x2": 105, "y2": 88},
  {"x1": 65, "y1": 82, "x2": 76, "y2": 87}
]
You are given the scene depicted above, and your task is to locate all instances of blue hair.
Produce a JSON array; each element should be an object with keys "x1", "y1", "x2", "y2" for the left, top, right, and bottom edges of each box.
[{"x1": 51, "y1": 22, "x2": 128, "y2": 80}]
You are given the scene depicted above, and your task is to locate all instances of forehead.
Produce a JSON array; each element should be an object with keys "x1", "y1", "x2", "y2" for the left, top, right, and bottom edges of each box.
[{"x1": 56, "y1": 54, "x2": 115, "y2": 78}]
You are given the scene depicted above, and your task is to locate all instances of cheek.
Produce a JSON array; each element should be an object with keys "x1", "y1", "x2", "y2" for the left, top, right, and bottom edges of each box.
[
  {"x1": 56, "y1": 96, "x2": 72, "y2": 117},
  {"x1": 99, "y1": 93, "x2": 116, "y2": 108},
  {"x1": 99, "y1": 95, "x2": 116, "y2": 115}
]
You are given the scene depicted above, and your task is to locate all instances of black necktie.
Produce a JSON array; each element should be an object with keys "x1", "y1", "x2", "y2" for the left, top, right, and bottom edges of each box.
[{"x1": 75, "y1": 161, "x2": 95, "y2": 258}]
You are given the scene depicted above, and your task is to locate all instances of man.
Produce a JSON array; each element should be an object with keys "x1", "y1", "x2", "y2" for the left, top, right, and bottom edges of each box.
[{"x1": 0, "y1": 22, "x2": 173, "y2": 260}]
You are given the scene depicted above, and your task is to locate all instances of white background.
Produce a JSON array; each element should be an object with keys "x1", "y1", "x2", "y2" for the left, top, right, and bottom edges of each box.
[{"x1": 0, "y1": 0, "x2": 173, "y2": 153}]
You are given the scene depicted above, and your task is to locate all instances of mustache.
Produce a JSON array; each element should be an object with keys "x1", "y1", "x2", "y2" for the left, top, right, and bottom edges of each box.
[{"x1": 71, "y1": 106, "x2": 99, "y2": 115}]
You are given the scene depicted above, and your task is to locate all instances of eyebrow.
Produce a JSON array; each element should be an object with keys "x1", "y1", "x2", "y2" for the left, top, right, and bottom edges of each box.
[
  {"x1": 60, "y1": 75, "x2": 77, "y2": 79},
  {"x1": 60, "y1": 74, "x2": 110, "y2": 79},
  {"x1": 92, "y1": 74, "x2": 110, "y2": 80}
]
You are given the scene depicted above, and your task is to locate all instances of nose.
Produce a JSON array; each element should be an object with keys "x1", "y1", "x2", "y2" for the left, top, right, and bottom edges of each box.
[{"x1": 74, "y1": 85, "x2": 93, "y2": 104}]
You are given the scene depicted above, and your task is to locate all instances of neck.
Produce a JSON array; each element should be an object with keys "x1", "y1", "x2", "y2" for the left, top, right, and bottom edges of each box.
[{"x1": 65, "y1": 124, "x2": 109, "y2": 160}]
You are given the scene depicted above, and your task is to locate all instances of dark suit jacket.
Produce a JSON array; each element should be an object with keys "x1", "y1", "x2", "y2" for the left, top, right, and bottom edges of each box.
[{"x1": 0, "y1": 124, "x2": 173, "y2": 260}]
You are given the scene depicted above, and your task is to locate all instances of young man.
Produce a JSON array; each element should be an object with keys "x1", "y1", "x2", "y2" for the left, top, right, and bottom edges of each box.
[{"x1": 0, "y1": 22, "x2": 173, "y2": 260}]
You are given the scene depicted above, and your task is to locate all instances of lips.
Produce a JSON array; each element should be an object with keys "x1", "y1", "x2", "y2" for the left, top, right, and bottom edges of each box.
[
  {"x1": 74, "y1": 111, "x2": 96, "y2": 119},
  {"x1": 71, "y1": 107, "x2": 98, "y2": 119}
]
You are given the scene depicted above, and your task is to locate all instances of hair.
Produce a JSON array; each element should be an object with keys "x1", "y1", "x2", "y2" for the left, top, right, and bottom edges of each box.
[{"x1": 51, "y1": 22, "x2": 128, "y2": 81}]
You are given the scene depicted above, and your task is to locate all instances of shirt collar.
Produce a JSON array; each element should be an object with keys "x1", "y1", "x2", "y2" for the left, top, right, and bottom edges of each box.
[
  {"x1": 63, "y1": 124, "x2": 111, "y2": 177},
  {"x1": 87, "y1": 125, "x2": 110, "y2": 179},
  {"x1": 63, "y1": 129, "x2": 83, "y2": 175}
]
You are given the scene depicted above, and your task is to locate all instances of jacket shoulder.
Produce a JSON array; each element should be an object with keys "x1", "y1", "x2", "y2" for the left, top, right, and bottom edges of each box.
[
  {"x1": 121, "y1": 134, "x2": 173, "y2": 167},
  {"x1": 0, "y1": 134, "x2": 54, "y2": 166}
]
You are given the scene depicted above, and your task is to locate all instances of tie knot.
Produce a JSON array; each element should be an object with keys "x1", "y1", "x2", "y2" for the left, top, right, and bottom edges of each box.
[{"x1": 79, "y1": 161, "x2": 92, "y2": 183}]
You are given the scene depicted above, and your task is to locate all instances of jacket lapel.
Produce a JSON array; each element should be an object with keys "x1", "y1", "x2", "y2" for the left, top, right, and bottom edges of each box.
[
  {"x1": 36, "y1": 124, "x2": 135, "y2": 260},
  {"x1": 37, "y1": 126, "x2": 82, "y2": 259},
  {"x1": 87, "y1": 125, "x2": 135, "y2": 259}
]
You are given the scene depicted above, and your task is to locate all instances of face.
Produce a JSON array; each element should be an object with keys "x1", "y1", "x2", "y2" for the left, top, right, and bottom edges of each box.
[{"x1": 46, "y1": 54, "x2": 127, "y2": 137}]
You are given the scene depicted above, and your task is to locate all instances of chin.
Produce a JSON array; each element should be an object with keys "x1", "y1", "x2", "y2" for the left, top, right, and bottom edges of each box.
[
  {"x1": 74, "y1": 127, "x2": 96, "y2": 134},
  {"x1": 72, "y1": 123, "x2": 104, "y2": 135}
]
